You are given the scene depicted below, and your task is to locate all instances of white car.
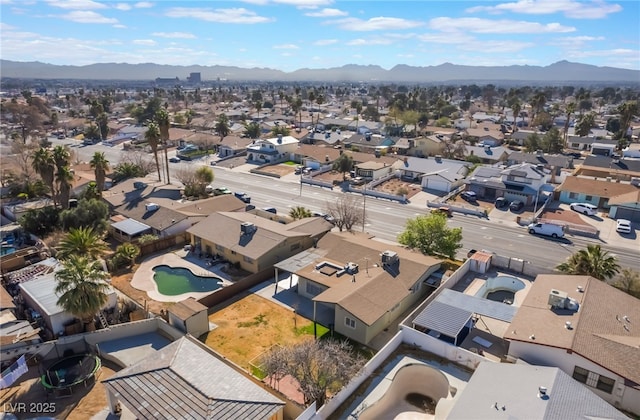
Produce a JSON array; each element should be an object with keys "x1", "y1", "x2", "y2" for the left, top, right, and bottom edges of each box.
[
  {"x1": 616, "y1": 219, "x2": 632, "y2": 234},
  {"x1": 570, "y1": 202, "x2": 598, "y2": 216}
]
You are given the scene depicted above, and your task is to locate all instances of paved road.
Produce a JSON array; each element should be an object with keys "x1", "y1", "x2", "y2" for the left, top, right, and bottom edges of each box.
[{"x1": 49, "y1": 137, "x2": 639, "y2": 272}]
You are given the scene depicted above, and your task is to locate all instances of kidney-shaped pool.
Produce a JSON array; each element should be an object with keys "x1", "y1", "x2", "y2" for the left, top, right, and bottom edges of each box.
[{"x1": 152, "y1": 265, "x2": 223, "y2": 296}]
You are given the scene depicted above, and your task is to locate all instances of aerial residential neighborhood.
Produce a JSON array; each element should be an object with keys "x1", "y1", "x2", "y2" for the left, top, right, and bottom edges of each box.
[{"x1": 1, "y1": 1, "x2": 639, "y2": 419}]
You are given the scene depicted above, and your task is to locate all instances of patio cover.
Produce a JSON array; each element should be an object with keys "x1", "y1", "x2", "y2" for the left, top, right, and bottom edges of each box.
[
  {"x1": 274, "y1": 249, "x2": 325, "y2": 273},
  {"x1": 111, "y1": 218, "x2": 151, "y2": 236}
]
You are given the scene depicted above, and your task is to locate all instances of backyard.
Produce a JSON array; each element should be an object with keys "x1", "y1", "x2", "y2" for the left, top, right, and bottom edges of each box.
[{"x1": 203, "y1": 292, "x2": 328, "y2": 372}]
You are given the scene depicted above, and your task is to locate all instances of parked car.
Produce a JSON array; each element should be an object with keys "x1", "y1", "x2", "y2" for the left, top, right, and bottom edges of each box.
[
  {"x1": 169, "y1": 156, "x2": 181, "y2": 163},
  {"x1": 616, "y1": 219, "x2": 632, "y2": 234},
  {"x1": 431, "y1": 206, "x2": 453, "y2": 217},
  {"x1": 509, "y1": 200, "x2": 524, "y2": 212},
  {"x1": 460, "y1": 191, "x2": 477, "y2": 202},
  {"x1": 495, "y1": 197, "x2": 509, "y2": 209},
  {"x1": 234, "y1": 192, "x2": 251, "y2": 203},
  {"x1": 294, "y1": 166, "x2": 303, "y2": 175},
  {"x1": 527, "y1": 222, "x2": 565, "y2": 238},
  {"x1": 212, "y1": 187, "x2": 232, "y2": 196},
  {"x1": 263, "y1": 207, "x2": 277, "y2": 214},
  {"x1": 570, "y1": 202, "x2": 598, "y2": 216},
  {"x1": 313, "y1": 211, "x2": 336, "y2": 224},
  {"x1": 351, "y1": 177, "x2": 365, "y2": 186}
]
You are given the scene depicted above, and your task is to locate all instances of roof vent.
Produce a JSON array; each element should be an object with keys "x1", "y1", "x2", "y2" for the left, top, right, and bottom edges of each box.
[
  {"x1": 345, "y1": 262, "x2": 359, "y2": 274},
  {"x1": 381, "y1": 250, "x2": 398, "y2": 265},
  {"x1": 538, "y1": 386, "x2": 548, "y2": 399},
  {"x1": 240, "y1": 222, "x2": 256, "y2": 234},
  {"x1": 576, "y1": 285, "x2": 584, "y2": 293},
  {"x1": 565, "y1": 321, "x2": 573, "y2": 330},
  {"x1": 145, "y1": 203, "x2": 160, "y2": 212}
]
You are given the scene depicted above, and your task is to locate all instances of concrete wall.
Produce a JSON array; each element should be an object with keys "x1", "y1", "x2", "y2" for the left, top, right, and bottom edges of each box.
[{"x1": 185, "y1": 310, "x2": 209, "y2": 338}]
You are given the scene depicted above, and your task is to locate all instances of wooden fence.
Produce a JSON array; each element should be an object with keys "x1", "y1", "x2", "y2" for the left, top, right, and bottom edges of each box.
[
  {"x1": 197, "y1": 268, "x2": 274, "y2": 309},
  {"x1": 138, "y1": 232, "x2": 189, "y2": 257}
]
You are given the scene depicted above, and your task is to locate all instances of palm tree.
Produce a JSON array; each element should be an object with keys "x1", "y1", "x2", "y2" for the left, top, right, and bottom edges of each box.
[
  {"x1": 618, "y1": 101, "x2": 638, "y2": 139},
  {"x1": 52, "y1": 145, "x2": 70, "y2": 169},
  {"x1": 244, "y1": 121, "x2": 261, "y2": 139},
  {"x1": 155, "y1": 109, "x2": 171, "y2": 184},
  {"x1": 215, "y1": 113, "x2": 230, "y2": 141},
  {"x1": 55, "y1": 255, "x2": 110, "y2": 331},
  {"x1": 89, "y1": 152, "x2": 109, "y2": 195},
  {"x1": 575, "y1": 112, "x2": 596, "y2": 137},
  {"x1": 114, "y1": 242, "x2": 140, "y2": 269},
  {"x1": 55, "y1": 165, "x2": 74, "y2": 209},
  {"x1": 289, "y1": 206, "x2": 312, "y2": 220},
  {"x1": 31, "y1": 147, "x2": 55, "y2": 196},
  {"x1": 563, "y1": 102, "x2": 576, "y2": 147},
  {"x1": 145, "y1": 122, "x2": 162, "y2": 182},
  {"x1": 57, "y1": 226, "x2": 108, "y2": 260},
  {"x1": 511, "y1": 99, "x2": 521, "y2": 132},
  {"x1": 556, "y1": 244, "x2": 620, "y2": 281}
]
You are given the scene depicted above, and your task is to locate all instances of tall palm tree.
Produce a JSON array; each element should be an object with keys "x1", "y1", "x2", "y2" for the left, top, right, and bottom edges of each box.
[
  {"x1": 618, "y1": 101, "x2": 638, "y2": 139},
  {"x1": 289, "y1": 206, "x2": 312, "y2": 220},
  {"x1": 511, "y1": 99, "x2": 521, "y2": 132},
  {"x1": 55, "y1": 165, "x2": 74, "y2": 209},
  {"x1": 215, "y1": 113, "x2": 230, "y2": 141},
  {"x1": 52, "y1": 145, "x2": 70, "y2": 169},
  {"x1": 556, "y1": 244, "x2": 620, "y2": 281},
  {"x1": 575, "y1": 112, "x2": 596, "y2": 137},
  {"x1": 145, "y1": 122, "x2": 162, "y2": 182},
  {"x1": 563, "y1": 102, "x2": 576, "y2": 147},
  {"x1": 155, "y1": 108, "x2": 171, "y2": 184},
  {"x1": 57, "y1": 226, "x2": 108, "y2": 260},
  {"x1": 89, "y1": 152, "x2": 109, "y2": 195},
  {"x1": 31, "y1": 147, "x2": 55, "y2": 196},
  {"x1": 55, "y1": 255, "x2": 110, "y2": 330}
]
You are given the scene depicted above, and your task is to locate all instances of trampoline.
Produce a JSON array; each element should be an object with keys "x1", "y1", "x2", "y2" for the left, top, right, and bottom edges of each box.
[{"x1": 41, "y1": 354, "x2": 101, "y2": 395}]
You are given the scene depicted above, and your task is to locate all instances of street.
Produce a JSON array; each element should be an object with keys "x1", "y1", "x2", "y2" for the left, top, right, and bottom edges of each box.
[{"x1": 51, "y1": 137, "x2": 639, "y2": 272}]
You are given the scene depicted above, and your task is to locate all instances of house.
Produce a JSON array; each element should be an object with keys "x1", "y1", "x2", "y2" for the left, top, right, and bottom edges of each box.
[
  {"x1": 392, "y1": 156, "x2": 470, "y2": 192},
  {"x1": 292, "y1": 144, "x2": 342, "y2": 169},
  {"x1": 555, "y1": 176, "x2": 638, "y2": 209},
  {"x1": 19, "y1": 269, "x2": 117, "y2": 336},
  {"x1": 246, "y1": 135, "x2": 299, "y2": 164},
  {"x1": 217, "y1": 135, "x2": 254, "y2": 158},
  {"x1": 278, "y1": 232, "x2": 441, "y2": 345},
  {"x1": 447, "y1": 363, "x2": 628, "y2": 420},
  {"x1": 574, "y1": 156, "x2": 640, "y2": 182},
  {"x1": 465, "y1": 123, "x2": 504, "y2": 146},
  {"x1": 173, "y1": 195, "x2": 247, "y2": 221},
  {"x1": 607, "y1": 190, "x2": 640, "y2": 222},
  {"x1": 464, "y1": 145, "x2": 510, "y2": 164},
  {"x1": 101, "y1": 178, "x2": 182, "y2": 210},
  {"x1": 466, "y1": 163, "x2": 547, "y2": 205},
  {"x1": 343, "y1": 133, "x2": 395, "y2": 154},
  {"x1": 112, "y1": 200, "x2": 190, "y2": 238},
  {"x1": 102, "y1": 336, "x2": 285, "y2": 419},
  {"x1": 187, "y1": 212, "x2": 333, "y2": 274},
  {"x1": 510, "y1": 129, "x2": 543, "y2": 146},
  {"x1": 354, "y1": 160, "x2": 393, "y2": 180},
  {"x1": 507, "y1": 150, "x2": 573, "y2": 183},
  {"x1": 408, "y1": 134, "x2": 446, "y2": 157},
  {"x1": 504, "y1": 274, "x2": 640, "y2": 415},
  {"x1": 167, "y1": 298, "x2": 209, "y2": 338}
]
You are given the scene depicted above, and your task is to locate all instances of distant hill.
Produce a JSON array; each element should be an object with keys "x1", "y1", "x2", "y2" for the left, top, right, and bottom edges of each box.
[{"x1": 1, "y1": 59, "x2": 638, "y2": 84}]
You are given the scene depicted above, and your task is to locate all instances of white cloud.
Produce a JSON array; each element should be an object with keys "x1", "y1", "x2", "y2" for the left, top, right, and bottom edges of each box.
[
  {"x1": 280, "y1": 52, "x2": 293, "y2": 57},
  {"x1": 152, "y1": 32, "x2": 196, "y2": 39},
  {"x1": 60, "y1": 11, "x2": 118, "y2": 24},
  {"x1": 273, "y1": 43, "x2": 300, "y2": 49},
  {"x1": 165, "y1": 7, "x2": 272, "y2": 24},
  {"x1": 555, "y1": 35, "x2": 605, "y2": 47},
  {"x1": 417, "y1": 32, "x2": 475, "y2": 44},
  {"x1": 272, "y1": 0, "x2": 333, "y2": 7},
  {"x1": 466, "y1": 0, "x2": 622, "y2": 19},
  {"x1": 429, "y1": 17, "x2": 575, "y2": 33},
  {"x1": 314, "y1": 39, "x2": 338, "y2": 46},
  {"x1": 0, "y1": 22, "x2": 16, "y2": 30},
  {"x1": 45, "y1": 0, "x2": 107, "y2": 10},
  {"x1": 132, "y1": 39, "x2": 156, "y2": 46},
  {"x1": 305, "y1": 8, "x2": 347, "y2": 17},
  {"x1": 114, "y1": 3, "x2": 131, "y2": 11},
  {"x1": 567, "y1": 48, "x2": 638, "y2": 58},
  {"x1": 346, "y1": 38, "x2": 393, "y2": 46},
  {"x1": 134, "y1": 1, "x2": 153, "y2": 7},
  {"x1": 113, "y1": 24, "x2": 126, "y2": 28},
  {"x1": 329, "y1": 16, "x2": 423, "y2": 31}
]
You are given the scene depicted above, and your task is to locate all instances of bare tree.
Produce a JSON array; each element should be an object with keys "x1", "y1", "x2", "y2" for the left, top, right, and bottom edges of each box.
[
  {"x1": 326, "y1": 194, "x2": 365, "y2": 232},
  {"x1": 262, "y1": 339, "x2": 366, "y2": 406},
  {"x1": 119, "y1": 150, "x2": 155, "y2": 175}
]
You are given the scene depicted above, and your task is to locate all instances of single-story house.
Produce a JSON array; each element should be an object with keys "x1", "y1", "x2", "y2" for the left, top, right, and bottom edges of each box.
[
  {"x1": 392, "y1": 156, "x2": 470, "y2": 192},
  {"x1": 276, "y1": 232, "x2": 440, "y2": 345},
  {"x1": 465, "y1": 123, "x2": 504, "y2": 146},
  {"x1": 504, "y1": 274, "x2": 640, "y2": 415},
  {"x1": 465, "y1": 145, "x2": 510, "y2": 164},
  {"x1": 217, "y1": 135, "x2": 254, "y2": 158},
  {"x1": 354, "y1": 160, "x2": 393, "y2": 180},
  {"x1": 343, "y1": 133, "x2": 394, "y2": 154},
  {"x1": 555, "y1": 176, "x2": 639, "y2": 209},
  {"x1": 292, "y1": 144, "x2": 342, "y2": 169},
  {"x1": 607, "y1": 190, "x2": 640, "y2": 222},
  {"x1": 103, "y1": 336, "x2": 285, "y2": 419},
  {"x1": 112, "y1": 199, "x2": 190, "y2": 238},
  {"x1": 574, "y1": 156, "x2": 640, "y2": 182},
  {"x1": 407, "y1": 135, "x2": 446, "y2": 157},
  {"x1": 101, "y1": 178, "x2": 182, "y2": 211},
  {"x1": 187, "y1": 212, "x2": 333, "y2": 274},
  {"x1": 509, "y1": 129, "x2": 543, "y2": 146}
]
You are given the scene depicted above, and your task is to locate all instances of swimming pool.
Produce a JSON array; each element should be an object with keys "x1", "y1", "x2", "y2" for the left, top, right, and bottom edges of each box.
[
  {"x1": 475, "y1": 275, "x2": 526, "y2": 305},
  {"x1": 152, "y1": 265, "x2": 223, "y2": 296}
]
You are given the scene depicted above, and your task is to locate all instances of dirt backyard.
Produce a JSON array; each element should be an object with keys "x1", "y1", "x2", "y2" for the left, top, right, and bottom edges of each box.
[{"x1": 257, "y1": 163, "x2": 297, "y2": 177}]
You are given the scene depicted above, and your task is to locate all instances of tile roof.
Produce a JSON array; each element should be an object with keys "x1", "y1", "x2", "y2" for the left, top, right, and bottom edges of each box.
[
  {"x1": 102, "y1": 336, "x2": 284, "y2": 419},
  {"x1": 175, "y1": 195, "x2": 246, "y2": 216},
  {"x1": 581, "y1": 156, "x2": 640, "y2": 173},
  {"x1": 608, "y1": 189, "x2": 640, "y2": 205},
  {"x1": 556, "y1": 176, "x2": 638, "y2": 198},
  {"x1": 504, "y1": 274, "x2": 640, "y2": 385},
  {"x1": 507, "y1": 151, "x2": 572, "y2": 168},
  {"x1": 393, "y1": 156, "x2": 469, "y2": 182},
  {"x1": 114, "y1": 199, "x2": 188, "y2": 232}
]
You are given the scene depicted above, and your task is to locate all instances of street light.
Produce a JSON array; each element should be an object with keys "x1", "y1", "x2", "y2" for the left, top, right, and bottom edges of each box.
[{"x1": 362, "y1": 183, "x2": 366, "y2": 233}]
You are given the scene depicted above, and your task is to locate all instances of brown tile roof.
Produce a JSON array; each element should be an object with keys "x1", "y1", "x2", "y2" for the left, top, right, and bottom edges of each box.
[
  {"x1": 114, "y1": 199, "x2": 188, "y2": 232},
  {"x1": 175, "y1": 195, "x2": 246, "y2": 216},
  {"x1": 295, "y1": 144, "x2": 343, "y2": 163},
  {"x1": 219, "y1": 135, "x2": 254, "y2": 148},
  {"x1": 298, "y1": 232, "x2": 440, "y2": 325},
  {"x1": 608, "y1": 189, "x2": 640, "y2": 206},
  {"x1": 0, "y1": 287, "x2": 16, "y2": 310},
  {"x1": 168, "y1": 127, "x2": 196, "y2": 141},
  {"x1": 505, "y1": 274, "x2": 640, "y2": 385},
  {"x1": 556, "y1": 176, "x2": 638, "y2": 198}
]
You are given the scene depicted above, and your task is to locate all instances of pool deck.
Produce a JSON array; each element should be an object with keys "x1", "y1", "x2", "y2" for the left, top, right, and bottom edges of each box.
[{"x1": 132, "y1": 252, "x2": 233, "y2": 303}]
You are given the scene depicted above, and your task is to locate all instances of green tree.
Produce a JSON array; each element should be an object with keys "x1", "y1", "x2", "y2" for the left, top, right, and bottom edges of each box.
[
  {"x1": 89, "y1": 152, "x2": 109, "y2": 195},
  {"x1": 215, "y1": 113, "x2": 230, "y2": 141},
  {"x1": 195, "y1": 166, "x2": 214, "y2": 188},
  {"x1": 55, "y1": 255, "x2": 111, "y2": 330},
  {"x1": 96, "y1": 112, "x2": 109, "y2": 140},
  {"x1": 563, "y1": 102, "x2": 576, "y2": 146},
  {"x1": 145, "y1": 122, "x2": 162, "y2": 182},
  {"x1": 332, "y1": 153, "x2": 354, "y2": 181},
  {"x1": 31, "y1": 147, "x2": 55, "y2": 196},
  {"x1": 541, "y1": 127, "x2": 563, "y2": 154},
  {"x1": 271, "y1": 125, "x2": 291, "y2": 137},
  {"x1": 55, "y1": 165, "x2": 74, "y2": 210},
  {"x1": 59, "y1": 198, "x2": 109, "y2": 232},
  {"x1": 289, "y1": 206, "x2": 312, "y2": 220},
  {"x1": 113, "y1": 161, "x2": 146, "y2": 183},
  {"x1": 575, "y1": 112, "x2": 596, "y2": 137},
  {"x1": 57, "y1": 226, "x2": 108, "y2": 260},
  {"x1": 556, "y1": 244, "x2": 620, "y2": 281},
  {"x1": 614, "y1": 268, "x2": 640, "y2": 298},
  {"x1": 114, "y1": 242, "x2": 140, "y2": 269},
  {"x1": 85, "y1": 123, "x2": 102, "y2": 140},
  {"x1": 80, "y1": 181, "x2": 100, "y2": 201},
  {"x1": 398, "y1": 213, "x2": 463, "y2": 259},
  {"x1": 19, "y1": 207, "x2": 60, "y2": 237},
  {"x1": 244, "y1": 121, "x2": 261, "y2": 139},
  {"x1": 617, "y1": 100, "x2": 638, "y2": 140},
  {"x1": 525, "y1": 133, "x2": 541, "y2": 153}
]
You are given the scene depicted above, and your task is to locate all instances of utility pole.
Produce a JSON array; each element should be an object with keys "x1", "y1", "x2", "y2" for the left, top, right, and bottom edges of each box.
[{"x1": 362, "y1": 184, "x2": 366, "y2": 233}]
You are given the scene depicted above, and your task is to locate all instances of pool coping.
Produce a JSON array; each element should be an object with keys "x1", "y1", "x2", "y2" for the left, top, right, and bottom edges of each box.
[{"x1": 132, "y1": 252, "x2": 233, "y2": 303}]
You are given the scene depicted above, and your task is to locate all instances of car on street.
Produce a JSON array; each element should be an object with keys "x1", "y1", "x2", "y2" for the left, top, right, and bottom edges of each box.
[
  {"x1": 570, "y1": 202, "x2": 598, "y2": 216},
  {"x1": 234, "y1": 192, "x2": 251, "y2": 203},
  {"x1": 169, "y1": 156, "x2": 181, "y2": 163},
  {"x1": 460, "y1": 191, "x2": 477, "y2": 202},
  {"x1": 313, "y1": 211, "x2": 336, "y2": 224},
  {"x1": 527, "y1": 222, "x2": 565, "y2": 238},
  {"x1": 212, "y1": 186, "x2": 232, "y2": 196},
  {"x1": 616, "y1": 219, "x2": 632, "y2": 234},
  {"x1": 509, "y1": 200, "x2": 524, "y2": 212}
]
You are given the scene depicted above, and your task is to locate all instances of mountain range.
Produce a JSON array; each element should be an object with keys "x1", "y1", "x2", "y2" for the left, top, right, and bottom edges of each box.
[{"x1": 1, "y1": 59, "x2": 638, "y2": 84}]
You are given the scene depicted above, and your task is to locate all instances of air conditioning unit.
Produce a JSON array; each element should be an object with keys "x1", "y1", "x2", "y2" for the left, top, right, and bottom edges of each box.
[
  {"x1": 240, "y1": 222, "x2": 256, "y2": 234},
  {"x1": 345, "y1": 262, "x2": 358, "y2": 273},
  {"x1": 548, "y1": 289, "x2": 568, "y2": 309},
  {"x1": 145, "y1": 203, "x2": 160, "y2": 212},
  {"x1": 381, "y1": 250, "x2": 398, "y2": 265}
]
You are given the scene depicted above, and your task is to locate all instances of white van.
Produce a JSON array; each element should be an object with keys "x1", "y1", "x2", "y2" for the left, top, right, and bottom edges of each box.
[{"x1": 527, "y1": 222, "x2": 565, "y2": 238}]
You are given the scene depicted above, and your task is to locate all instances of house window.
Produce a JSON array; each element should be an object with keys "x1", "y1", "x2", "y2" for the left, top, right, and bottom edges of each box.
[
  {"x1": 215, "y1": 244, "x2": 225, "y2": 253},
  {"x1": 585, "y1": 195, "x2": 593, "y2": 201},
  {"x1": 345, "y1": 317, "x2": 356, "y2": 329},
  {"x1": 596, "y1": 375, "x2": 615, "y2": 394},
  {"x1": 572, "y1": 366, "x2": 589, "y2": 383},
  {"x1": 569, "y1": 192, "x2": 578, "y2": 199},
  {"x1": 572, "y1": 366, "x2": 615, "y2": 394},
  {"x1": 243, "y1": 256, "x2": 253, "y2": 264}
]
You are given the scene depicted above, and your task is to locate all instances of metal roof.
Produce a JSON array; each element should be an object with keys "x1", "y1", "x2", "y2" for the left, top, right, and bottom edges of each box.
[
  {"x1": 111, "y1": 218, "x2": 151, "y2": 236},
  {"x1": 437, "y1": 288, "x2": 518, "y2": 322},
  {"x1": 274, "y1": 249, "x2": 325, "y2": 273}
]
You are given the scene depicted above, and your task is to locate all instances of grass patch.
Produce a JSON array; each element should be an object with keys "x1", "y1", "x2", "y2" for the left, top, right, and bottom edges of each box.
[
  {"x1": 250, "y1": 364, "x2": 268, "y2": 380},
  {"x1": 237, "y1": 313, "x2": 268, "y2": 328},
  {"x1": 283, "y1": 161, "x2": 298, "y2": 166},
  {"x1": 295, "y1": 322, "x2": 330, "y2": 337}
]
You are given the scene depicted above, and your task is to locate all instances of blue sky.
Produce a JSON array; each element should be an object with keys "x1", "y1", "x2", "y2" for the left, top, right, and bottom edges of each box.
[{"x1": 1, "y1": 0, "x2": 638, "y2": 70}]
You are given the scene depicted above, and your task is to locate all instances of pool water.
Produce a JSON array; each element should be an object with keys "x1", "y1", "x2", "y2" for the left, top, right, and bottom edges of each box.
[{"x1": 152, "y1": 265, "x2": 222, "y2": 296}]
